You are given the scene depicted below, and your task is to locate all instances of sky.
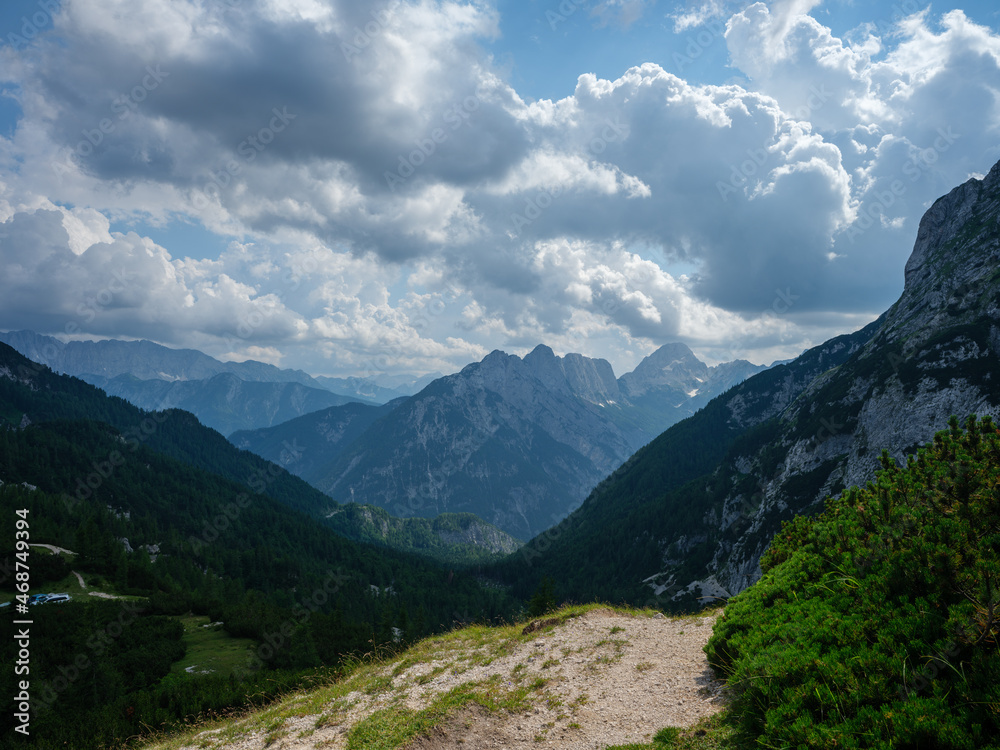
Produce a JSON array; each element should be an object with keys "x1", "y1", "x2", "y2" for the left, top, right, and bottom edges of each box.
[{"x1": 1, "y1": 0, "x2": 999, "y2": 380}]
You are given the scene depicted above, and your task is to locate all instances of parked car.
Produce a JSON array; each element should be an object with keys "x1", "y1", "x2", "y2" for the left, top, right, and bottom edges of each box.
[{"x1": 46, "y1": 594, "x2": 71, "y2": 604}]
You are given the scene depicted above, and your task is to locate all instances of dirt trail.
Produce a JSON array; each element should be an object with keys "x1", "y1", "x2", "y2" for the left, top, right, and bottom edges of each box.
[
  {"x1": 29, "y1": 543, "x2": 75, "y2": 555},
  {"x1": 168, "y1": 608, "x2": 728, "y2": 750}
]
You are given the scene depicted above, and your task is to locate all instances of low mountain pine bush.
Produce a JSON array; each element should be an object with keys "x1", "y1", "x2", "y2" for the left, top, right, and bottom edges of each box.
[{"x1": 706, "y1": 415, "x2": 1000, "y2": 748}]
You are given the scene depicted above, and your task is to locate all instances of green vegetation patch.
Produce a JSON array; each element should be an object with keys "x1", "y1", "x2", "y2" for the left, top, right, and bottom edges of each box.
[
  {"x1": 706, "y1": 416, "x2": 1000, "y2": 749},
  {"x1": 603, "y1": 716, "x2": 734, "y2": 749},
  {"x1": 170, "y1": 615, "x2": 258, "y2": 678},
  {"x1": 346, "y1": 677, "x2": 534, "y2": 750}
]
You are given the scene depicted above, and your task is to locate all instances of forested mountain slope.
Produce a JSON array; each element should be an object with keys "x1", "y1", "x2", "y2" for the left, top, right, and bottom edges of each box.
[
  {"x1": 495, "y1": 160, "x2": 1000, "y2": 607},
  {"x1": 0, "y1": 343, "x2": 517, "y2": 567},
  {"x1": 0, "y1": 350, "x2": 518, "y2": 748},
  {"x1": 287, "y1": 343, "x2": 766, "y2": 540}
]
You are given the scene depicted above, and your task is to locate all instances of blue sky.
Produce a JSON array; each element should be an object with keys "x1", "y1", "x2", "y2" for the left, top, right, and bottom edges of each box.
[{"x1": 1, "y1": 0, "x2": 999, "y2": 377}]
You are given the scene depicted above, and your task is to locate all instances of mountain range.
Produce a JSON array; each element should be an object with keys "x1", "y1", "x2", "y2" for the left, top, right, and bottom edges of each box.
[
  {"x1": 0, "y1": 341, "x2": 523, "y2": 747},
  {"x1": 0, "y1": 341, "x2": 519, "y2": 567},
  {"x1": 496, "y1": 159, "x2": 1000, "y2": 608},
  {"x1": 4, "y1": 150, "x2": 1000, "y2": 750},
  {"x1": 9, "y1": 159, "x2": 998, "y2": 610},
  {"x1": 231, "y1": 343, "x2": 768, "y2": 540},
  {"x1": 0, "y1": 331, "x2": 435, "y2": 432},
  {"x1": 0, "y1": 328, "x2": 770, "y2": 542}
]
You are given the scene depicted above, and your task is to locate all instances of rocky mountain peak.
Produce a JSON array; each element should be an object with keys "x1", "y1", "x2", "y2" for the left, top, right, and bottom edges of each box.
[
  {"x1": 521, "y1": 344, "x2": 564, "y2": 391},
  {"x1": 464, "y1": 349, "x2": 514, "y2": 375},
  {"x1": 619, "y1": 342, "x2": 709, "y2": 398},
  {"x1": 560, "y1": 352, "x2": 621, "y2": 403},
  {"x1": 881, "y1": 163, "x2": 1000, "y2": 348},
  {"x1": 904, "y1": 160, "x2": 1000, "y2": 292},
  {"x1": 522, "y1": 344, "x2": 620, "y2": 404},
  {"x1": 524, "y1": 343, "x2": 557, "y2": 361}
]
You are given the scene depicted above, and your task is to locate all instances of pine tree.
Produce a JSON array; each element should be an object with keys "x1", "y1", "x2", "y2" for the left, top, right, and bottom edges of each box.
[{"x1": 528, "y1": 576, "x2": 557, "y2": 617}]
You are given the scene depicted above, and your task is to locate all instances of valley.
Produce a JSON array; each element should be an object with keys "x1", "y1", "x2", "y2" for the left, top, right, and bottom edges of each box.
[
  {"x1": 3, "y1": 1, "x2": 1000, "y2": 747},
  {"x1": 2, "y1": 158, "x2": 999, "y2": 750}
]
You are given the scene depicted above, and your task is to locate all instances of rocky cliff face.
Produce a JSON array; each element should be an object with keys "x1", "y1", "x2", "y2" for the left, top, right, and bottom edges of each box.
[
  {"x1": 523, "y1": 345, "x2": 622, "y2": 404},
  {"x1": 499, "y1": 162, "x2": 1000, "y2": 609},
  {"x1": 688, "y1": 163, "x2": 1000, "y2": 598},
  {"x1": 315, "y1": 347, "x2": 639, "y2": 540},
  {"x1": 229, "y1": 399, "x2": 403, "y2": 479},
  {"x1": 323, "y1": 505, "x2": 522, "y2": 562},
  {"x1": 300, "y1": 342, "x2": 768, "y2": 540}
]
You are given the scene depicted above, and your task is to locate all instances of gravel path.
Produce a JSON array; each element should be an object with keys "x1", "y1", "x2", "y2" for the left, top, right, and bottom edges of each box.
[
  {"x1": 29, "y1": 543, "x2": 76, "y2": 555},
  {"x1": 168, "y1": 608, "x2": 728, "y2": 750}
]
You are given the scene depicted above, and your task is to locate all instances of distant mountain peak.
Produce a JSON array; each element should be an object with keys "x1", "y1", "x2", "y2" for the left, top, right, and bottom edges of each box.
[
  {"x1": 525, "y1": 343, "x2": 556, "y2": 360},
  {"x1": 904, "y1": 161, "x2": 1000, "y2": 292},
  {"x1": 509, "y1": 158, "x2": 1000, "y2": 609},
  {"x1": 647, "y1": 341, "x2": 697, "y2": 361},
  {"x1": 619, "y1": 342, "x2": 709, "y2": 398}
]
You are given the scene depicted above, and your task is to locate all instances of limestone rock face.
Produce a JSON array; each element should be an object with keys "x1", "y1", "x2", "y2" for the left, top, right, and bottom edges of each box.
[
  {"x1": 688, "y1": 165, "x2": 1000, "y2": 598},
  {"x1": 619, "y1": 343, "x2": 709, "y2": 399},
  {"x1": 513, "y1": 163, "x2": 1000, "y2": 608},
  {"x1": 301, "y1": 344, "x2": 768, "y2": 540}
]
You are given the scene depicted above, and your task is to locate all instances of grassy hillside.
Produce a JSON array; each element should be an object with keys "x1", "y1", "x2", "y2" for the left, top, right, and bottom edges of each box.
[
  {"x1": 0, "y1": 345, "x2": 519, "y2": 749},
  {"x1": 121, "y1": 418, "x2": 1000, "y2": 750},
  {"x1": 140, "y1": 603, "x2": 728, "y2": 750}
]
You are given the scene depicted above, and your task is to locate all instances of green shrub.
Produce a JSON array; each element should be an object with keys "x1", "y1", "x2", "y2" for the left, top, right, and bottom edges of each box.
[{"x1": 706, "y1": 415, "x2": 1000, "y2": 749}]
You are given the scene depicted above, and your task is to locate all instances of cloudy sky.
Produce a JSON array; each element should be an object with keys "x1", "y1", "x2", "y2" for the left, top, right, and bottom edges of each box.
[{"x1": 1, "y1": 0, "x2": 998, "y2": 379}]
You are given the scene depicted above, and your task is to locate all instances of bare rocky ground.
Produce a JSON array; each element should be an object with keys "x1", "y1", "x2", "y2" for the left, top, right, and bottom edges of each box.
[{"x1": 154, "y1": 607, "x2": 728, "y2": 750}]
